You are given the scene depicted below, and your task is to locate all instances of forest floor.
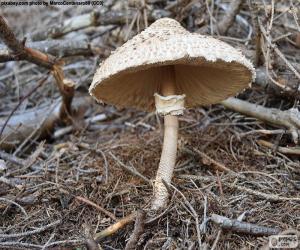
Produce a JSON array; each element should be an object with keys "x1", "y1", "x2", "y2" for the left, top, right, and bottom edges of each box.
[{"x1": 0, "y1": 1, "x2": 299, "y2": 249}]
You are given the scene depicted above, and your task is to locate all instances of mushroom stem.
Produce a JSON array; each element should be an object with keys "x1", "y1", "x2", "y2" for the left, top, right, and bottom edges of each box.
[{"x1": 152, "y1": 66, "x2": 179, "y2": 210}]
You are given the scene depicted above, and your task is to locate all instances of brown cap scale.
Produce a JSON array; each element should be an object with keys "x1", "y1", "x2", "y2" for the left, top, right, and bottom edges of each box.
[{"x1": 89, "y1": 18, "x2": 255, "y2": 210}]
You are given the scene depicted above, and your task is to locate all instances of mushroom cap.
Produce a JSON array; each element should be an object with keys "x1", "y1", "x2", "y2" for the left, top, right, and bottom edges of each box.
[{"x1": 89, "y1": 18, "x2": 255, "y2": 112}]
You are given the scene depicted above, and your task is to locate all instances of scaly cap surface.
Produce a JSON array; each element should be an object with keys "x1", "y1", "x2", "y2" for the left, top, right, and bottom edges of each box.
[{"x1": 89, "y1": 18, "x2": 255, "y2": 111}]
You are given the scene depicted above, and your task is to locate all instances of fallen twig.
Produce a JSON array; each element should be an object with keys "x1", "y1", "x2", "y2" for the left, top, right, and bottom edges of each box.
[
  {"x1": 94, "y1": 212, "x2": 136, "y2": 242},
  {"x1": 0, "y1": 16, "x2": 56, "y2": 69},
  {"x1": 178, "y1": 174, "x2": 300, "y2": 201},
  {"x1": 183, "y1": 147, "x2": 237, "y2": 174},
  {"x1": 0, "y1": 176, "x2": 23, "y2": 190},
  {"x1": 257, "y1": 139, "x2": 300, "y2": 155},
  {"x1": 227, "y1": 183, "x2": 300, "y2": 202},
  {"x1": 43, "y1": 239, "x2": 85, "y2": 248},
  {"x1": 0, "y1": 241, "x2": 42, "y2": 249},
  {"x1": 0, "y1": 239, "x2": 85, "y2": 249},
  {"x1": 0, "y1": 197, "x2": 28, "y2": 217},
  {"x1": 0, "y1": 150, "x2": 25, "y2": 166},
  {"x1": 15, "y1": 140, "x2": 45, "y2": 171},
  {"x1": 109, "y1": 152, "x2": 151, "y2": 184},
  {"x1": 210, "y1": 229, "x2": 222, "y2": 250},
  {"x1": 0, "y1": 96, "x2": 92, "y2": 150},
  {"x1": 259, "y1": 19, "x2": 300, "y2": 92},
  {"x1": 248, "y1": 0, "x2": 263, "y2": 67},
  {"x1": 125, "y1": 210, "x2": 146, "y2": 250},
  {"x1": 0, "y1": 75, "x2": 49, "y2": 141},
  {"x1": 53, "y1": 113, "x2": 108, "y2": 139},
  {"x1": 0, "y1": 15, "x2": 75, "y2": 122},
  {"x1": 0, "y1": 220, "x2": 61, "y2": 239},
  {"x1": 210, "y1": 214, "x2": 280, "y2": 236},
  {"x1": 0, "y1": 38, "x2": 100, "y2": 60},
  {"x1": 221, "y1": 97, "x2": 300, "y2": 143},
  {"x1": 75, "y1": 196, "x2": 116, "y2": 221},
  {"x1": 217, "y1": 0, "x2": 243, "y2": 35},
  {"x1": 169, "y1": 183, "x2": 202, "y2": 249}
]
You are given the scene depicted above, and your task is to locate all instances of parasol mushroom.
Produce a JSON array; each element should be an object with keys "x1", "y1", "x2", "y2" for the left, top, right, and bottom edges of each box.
[{"x1": 89, "y1": 18, "x2": 255, "y2": 210}]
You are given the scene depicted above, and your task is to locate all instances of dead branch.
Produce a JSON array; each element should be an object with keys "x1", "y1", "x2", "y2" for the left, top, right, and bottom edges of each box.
[
  {"x1": 259, "y1": 19, "x2": 300, "y2": 92},
  {"x1": 75, "y1": 196, "x2": 117, "y2": 221},
  {"x1": 0, "y1": 39, "x2": 100, "y2": 61},
  {"x1": 94, "y1": 212, "x2": 137, "y2": 242},
  {"x1": 51, "y1": 66, "x2": 75, "y2": 121},
  {"x1": 227, "y1": 182, "x2": 300, "y2": 202},
  {"x1": 210, "y1": 214, "x2": 280, "y2": 236},
  {"x1": 248, "y1": 0, "x2": 263, "y2": 67},
  {"x1": 45, "y1": 239, "x2": 85, "y2": 248},
  {"x1": 257, "y1": 139, "x2": 300, "y2": 155},
  {"x1": 0, "y1": 241, "x2": 42, "y2": 249},
  {"x1": 109, "y1": 152, "x2": 151, "y2": 184},
  {"x1": 217, "y1": 0, "x2": 243, "y2": 35},
  {"x1": 178, "y1": 174, "x2": 300, "y2": 201},
  {"x1": 0, "y1": 16, "x2": 75, "y2": 121},
  {"x1": 0, "y1": 197, "x2": 28, "y2": 217},
  {"x1": 0, "y1": 220, "x2": 61, "y2": 239},
  {"x1": 0, "y1": 75, "x2": 49, "y2": 141},
  {"x1": 182, "y1": 147, "x2": 237, "y2": 174},
  {"x1": 242, "y1": 51, "x2": 300, "y2": 96},
  {"x1": 85, "y1": 239, "x2": 99, "y2": 250},
  {"x1": 0, "y1": 96, "x2": 93, "y2": 150},
  {"x1": 53, "y1": 113, "x2": 108, "y2": 139},
  {"x1": 125, "y1": 210, "x2": 146, "y2": 250},
  {"x1": 210, "y1": 229, "x2": 222, "y2": 250},
  {"x1": 168, "y1": 182, "x2": 202, "y2": 248},
  {"x1": 0, "y1": 16, "x2": 56, "y2": 69},
  {"x1": 0, "y1": 150, "x2": 26, "y2": 166},
  {"x1": 221, "y1": 97, "x2": 300, "y2": 143},
  {"x1": 0, "y1": 240, "x2": 85, "y2": 249}
]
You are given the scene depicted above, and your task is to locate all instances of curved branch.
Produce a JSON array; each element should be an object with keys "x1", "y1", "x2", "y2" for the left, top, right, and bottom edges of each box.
[{"x1": 221, "y1": 97, "x2": 300, "y2": 143}]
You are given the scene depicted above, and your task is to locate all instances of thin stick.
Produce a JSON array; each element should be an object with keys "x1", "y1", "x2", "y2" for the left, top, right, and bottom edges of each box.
[
  {"x1": 0, "y1": 150, "x2": 25, "y2": 166},
  {"x1": 248, "y1": 0, "x2": 263, "y2": 66},
  {"x1": 258, "y1": 139, "x2": 300, "y2": 155},
  {"x1": 259, "y1": 19, "x2": 300, "y2": 84},
  {"x1": 98, "y1": 149, "x2": 109, "y2": 184},
  {"x1": 0, "y1": 75, "x2": 49, "y2": 140},
  {"x1": 45, "y1": 239, "x2": 85, "y2": 248},
  {"x1": 0, "y1": 197, "x2": 28, "y2": 218},
  {"x1": 0, "y1": 176, "x2": 23, "y2": 190},
  {"x1": 0, "y1": 16, "x2": 75, "y2": 120},
  {"x1": 109, "y1": 152, "x2": 151, "y2": 184},
  {"x1": 221, "y1": 97, "x2": 300, "y2": 144},
  {"x1": 169, "y1": 183, "x2": 202, "y2": 249},
  {"x1": 0, "y1": 38, "x2": 98, "y2": 61},
  {"x1": 0, "y1": 16, "x2": 56, "y2": 69},
  {"x1": 183, "y1": 147, "x2": 236, "y2": 174},
  {"x1": 228, "y1": 183, "x2": 300, "y2": 202},
  {"x1": 211, "y1": 214, "x2": 280, "y2": 236},
  {"x1": 125, "y1": 210, "x2": 146, "y2": 250},
  {"x1": 210, "y1": 230, "x2": 222, "y2": 250},
  {"x1": 75, "y1": 196, "x2": 116, "y2": 221},
  {"x1": 0, "y1": 242, "x2": 42, "y2": 249},
  {"x1": 94, "y1": 212, "x2": 136, "y2": 242},
  {"x1": 0, "y1": 220, "x2": 61, "y2": 239},
  {"x1": 217, "y1": 0, "x2": 243, "y2": 35},
  {"x1": 41, "y1": 233, "x2": 55, "y2": 250},
  {"x1": 178, "y1": 174, "x2": 300, "y2": 201}
]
